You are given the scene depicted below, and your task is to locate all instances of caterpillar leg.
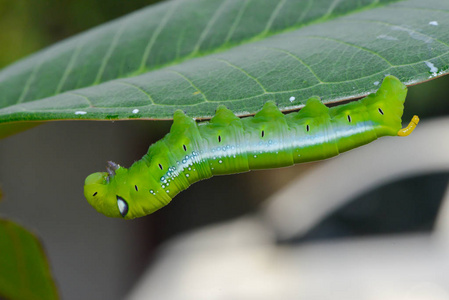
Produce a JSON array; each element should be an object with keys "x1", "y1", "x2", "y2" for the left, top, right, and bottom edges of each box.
[{"x1": 398, "y1": 115, "x2": 419, "y2": 136}]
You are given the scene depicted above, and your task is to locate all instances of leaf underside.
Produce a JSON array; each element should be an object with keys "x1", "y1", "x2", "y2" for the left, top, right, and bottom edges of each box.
[{"x1": 0, "y1": 0, "x2": 448, "y2": 126}]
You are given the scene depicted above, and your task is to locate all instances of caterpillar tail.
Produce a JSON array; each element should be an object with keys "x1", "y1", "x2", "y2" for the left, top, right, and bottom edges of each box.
[{"x1": 397, "y1": 115, "x2": 419, "y2": 136}]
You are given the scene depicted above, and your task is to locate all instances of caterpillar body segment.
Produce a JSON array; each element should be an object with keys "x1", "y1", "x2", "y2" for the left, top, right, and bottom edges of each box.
[{"x1": 84, "y1": 75, "x2": 416, "y2": 219}]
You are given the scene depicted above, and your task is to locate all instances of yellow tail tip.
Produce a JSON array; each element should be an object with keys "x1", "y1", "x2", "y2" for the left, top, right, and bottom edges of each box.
[{"x1": 398, "y1": 115, "x2": 419, "y2": 136}]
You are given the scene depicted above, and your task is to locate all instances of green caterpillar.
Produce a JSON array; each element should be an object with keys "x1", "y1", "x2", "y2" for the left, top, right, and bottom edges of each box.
[{"x1": 84, "y1": 75, "x2": 419, "y2": 219}]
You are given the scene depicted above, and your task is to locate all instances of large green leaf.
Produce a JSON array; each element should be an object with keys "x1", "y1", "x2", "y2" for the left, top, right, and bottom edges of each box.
[
  {"x1": 0, "y1": 0, "x2": 448, "y2": 127},
  {"x1": 0, "y1": 219, "x2": 59, "y2": 300}
]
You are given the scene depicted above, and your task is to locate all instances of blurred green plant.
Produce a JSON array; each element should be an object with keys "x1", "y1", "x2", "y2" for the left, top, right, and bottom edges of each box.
[{"x1": 0, "y1": 194, "x2": 58, "y2": 299}]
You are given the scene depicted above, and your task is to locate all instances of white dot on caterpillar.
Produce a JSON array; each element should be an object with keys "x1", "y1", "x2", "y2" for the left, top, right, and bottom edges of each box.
[
  {"x1": 74, "y1": 111, "x2": 87, "y2": 115},
  {"x1": 254, "y1": 155, "x2": 257, "y2": 158},
  {"x1": 162, "y1": 185, "x2": 165, "y2": 188},
  {"x1": 132, "y1": 109, "x2": 139, "y2": 114},
  {"x1": 219, "y1": 160, "x2": 222, "y2": 164},
  {"x1": 289, "y1": 96, "x2": 295, "y2": 102},
  {"x1": 166, "y1": 190, "x2": 169, "y2": 193},
  {"x1": 186, "y1": 174, "x2": 190, "y2": 177}
]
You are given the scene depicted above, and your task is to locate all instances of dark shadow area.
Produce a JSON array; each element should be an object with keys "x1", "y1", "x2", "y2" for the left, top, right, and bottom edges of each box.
[{"x1": 287, "y1": 172, "x2": 449, "y2": 244}]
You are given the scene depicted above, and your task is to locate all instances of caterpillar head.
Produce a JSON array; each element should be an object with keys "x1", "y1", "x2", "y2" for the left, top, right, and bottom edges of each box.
[{"x1": 84, "y1": 160, "x2": 169, "y2": 219}]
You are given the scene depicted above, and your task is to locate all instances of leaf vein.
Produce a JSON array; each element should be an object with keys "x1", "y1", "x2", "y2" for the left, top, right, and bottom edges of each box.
[
  {"x1": 67, "y1": 92, "x2": 95, "y2": 108},
  {"x1": 165, "y1": 70, "x2": 209, "y2": 102},
  {"x1": 94, "y1": 21, "x2": 129, "y2": 84},
  {"x1": 302, "y1": 35, "x2": 394, "y2": 66},
  {"x1": 208, "y1": 57, "x2": 268, "y2": 93},
  {"x1": 193, "y1": 0, "x2": 231, "y2": 53},
  {"x1": 224, "y1": 0, "x2": 251, "y2": 44},
  {"x1": 17, "y1": 59, "x2": 45, "y2": 104},
  {"x1": 256, "y1": 46, "x2": 325, "y2": 83},
  {"x1": 296, "y1": 0, "x2": 313, "y2": 24},
  {"x1": 115, "y1": 81, "x2": 156, "y2": 105},
  {"x1": 324, "y1": 0, "x2": 342, "y2": 18},
  {"x1": 139, "y1": 0, "x2": 180, "y2": 71},
  {"x1": 263, "y1": 0, "x2": 287, "y2": 34},
  {"x1": 55, "y1": 41, "x2": 86, "y2": 95}
]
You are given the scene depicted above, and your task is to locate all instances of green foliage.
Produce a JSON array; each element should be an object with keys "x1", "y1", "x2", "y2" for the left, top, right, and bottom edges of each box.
[
  {"x1": 0, "y1": 0, "x2": 448, "y2": 130},
  {"x1": 0, "y1": 219, "x2": 59, "y2": 300}
]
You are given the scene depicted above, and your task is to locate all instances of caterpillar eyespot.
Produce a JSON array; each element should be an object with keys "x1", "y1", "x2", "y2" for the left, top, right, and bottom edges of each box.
[
  {"x1": 117, "y1": 196, "x2": 128, "y2": 217},
  {"x1": 84, "y1": 75, "x2": 419, "y2": 219}
]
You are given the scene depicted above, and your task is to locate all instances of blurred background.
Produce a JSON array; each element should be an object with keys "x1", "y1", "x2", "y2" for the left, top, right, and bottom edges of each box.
[{"x1": 1, "y1": 1, "x2": 449, "y2": 299}]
